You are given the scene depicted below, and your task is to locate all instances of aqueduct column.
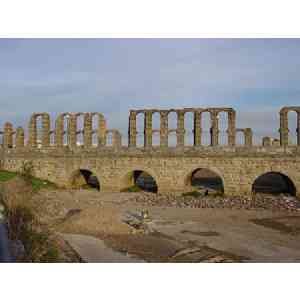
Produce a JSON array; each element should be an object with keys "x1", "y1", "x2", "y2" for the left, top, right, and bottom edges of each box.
[
  {"x1": 144, "y1": 111, "x2": 152, "y2": 148},
  {"x1": 3, "y1": 122, "x2": 13, "y2": 148},
  {"x1": 244, "y1": 128, "x2": 253, "y2": 147},
  {"x1": 16, "y1": 127, "x2": 25, "y2": 148},
  {"x1": 210, "y1": 110, "x2": 219, "y2": 146},
  {"x1": 297, "y1": 112, "x2": 300, "y2": 146},
  {"x1": 93, "y1": 113, "x2": 106, "y2": 147},
  {"x1": 279, "y1": 108, "x2": 289, "y2": 146},
  {"x1": 83, "y1": 113, "x2": 93, "y2": 148},
  {"x1": 68, "y1": 114, "x2": 77, "y2": 148},
  {"x1": 194, "y1": 111, "x2": 202, "y2": 146},
  {"x1": 128, "y1": 111, "x2": 137, "y2": 148},
  {"x1": 160, "y1": 111, "x2": 168, "y2": 147},
  {"x1": 28, "y1": 115, "x2": 37, "y2": 148},
  {"x1": 227, "y1": 110, "x2": 236, "y2": 147},
  {"x1": 41, "y1": 114, "x2": 50, "y2": 148},
  {"x1": 176, "y1": 110, "x2": 185, "y2": 147},
  {"x1": 55, "y1": 115, "x2": 64, "y2": 148}
]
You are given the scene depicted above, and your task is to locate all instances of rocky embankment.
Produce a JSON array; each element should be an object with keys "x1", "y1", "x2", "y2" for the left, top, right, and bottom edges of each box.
[{"x1": 125, "y1": 192, "x2": 300, "y2": 212}]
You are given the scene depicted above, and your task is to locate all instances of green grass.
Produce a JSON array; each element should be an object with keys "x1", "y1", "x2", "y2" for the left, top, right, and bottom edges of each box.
[
  {"x1": 0, "y1": 170, "x2": 18, "y2": 182},
  {"x1": 121, "y1": 185, "x2": 142, "y2": 192},
  {"x1": 0, "y1": 170, "x2": 56, "y2": 192},
  {"x1": 30, "y1": 177, "x2": 57, "y2": 192},
  {"x1": 182, "y1": 190, "x2": 203, "y2": 198}
]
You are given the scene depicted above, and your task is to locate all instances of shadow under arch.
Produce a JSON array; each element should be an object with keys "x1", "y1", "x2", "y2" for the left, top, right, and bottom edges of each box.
[
  {"x1": 186, "y1": 167, "x2": 224, "y2": 194},
  {"x1": 252, "y1": 171, "x2": 296, "y2": 196},
  {"x1": 122, "y1": 169, "x2": 158, "y2": 193},
  {"x1": 71, "y1": 169, "x2": 100, "y2": 190}
]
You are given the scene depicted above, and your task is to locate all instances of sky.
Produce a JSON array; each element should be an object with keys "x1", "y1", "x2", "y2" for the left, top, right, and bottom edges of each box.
[{"x1": 0, "y1": 38, "x2": 299, "y2": 145}]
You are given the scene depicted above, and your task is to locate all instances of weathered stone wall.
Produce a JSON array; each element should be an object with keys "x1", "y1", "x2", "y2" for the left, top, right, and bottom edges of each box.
[{"x1": 1, "y1": 146, "x2": 300, "y2": 196}]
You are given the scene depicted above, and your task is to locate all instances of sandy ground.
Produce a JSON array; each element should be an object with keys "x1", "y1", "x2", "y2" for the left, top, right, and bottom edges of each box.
[{"x1": 31, "y1": 189, "x2": 300, "y2": 262}]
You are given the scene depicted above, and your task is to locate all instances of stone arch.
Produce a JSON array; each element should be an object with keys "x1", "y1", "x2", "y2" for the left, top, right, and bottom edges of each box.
[
  {"x1": 135, "y1": 111, "x2": 145, "y2": 147},
  {"x1": 185, "y1": 167, "x2": 225, "y2": 194},
  {"x1": 28, "y1": 113, "x2": 51, "y2": 148},
  {"x1": 218, "y1": 111, "x2": 229, "y2": 145},
  {"x1": 122, "y1": 169, "x2": 158, "y2": 193},
  {"x1": 121, "y1": 167, "x2": 159, "y2": 193},
  {"x1": 55, "y1": 113, "x2": 74, "y2": 148},
  {"x1": 184, "y1": 110, "x2": 194, "y2": 146},
  {"x1": 200, "y1": 111, "x2": 211, "y2": 146},
  {"x1": 252, "y1": 171, "x2": 296, "y2": 196},
  {"x1": 70, "y1": 168, "x2": 100, "y2": 190},
  {"x1": 167, "y1": 111, "x2": 177, "y2": 147},
  {"x1": 279, "y1": 107, "x2": 300, "y2": 146},
  {"x1": 91, "y1": 112, "x2": 106, "y2": 147},
  {"x1": 75, "y1": 113, "x2": 85, "y2": 146}
]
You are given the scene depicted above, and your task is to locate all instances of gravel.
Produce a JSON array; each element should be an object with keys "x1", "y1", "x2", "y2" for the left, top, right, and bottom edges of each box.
[{"x1": 126, "y1": 193, "x2": 300, "y2": 212}]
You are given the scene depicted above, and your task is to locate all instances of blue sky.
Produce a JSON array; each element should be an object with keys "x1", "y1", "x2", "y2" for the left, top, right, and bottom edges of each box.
[{"x1": 0, "y1": 38, "x2": 299, "y2": 144}]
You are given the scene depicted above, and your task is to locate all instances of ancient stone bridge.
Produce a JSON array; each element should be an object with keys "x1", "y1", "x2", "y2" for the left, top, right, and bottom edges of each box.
[{"x1": 0, "y1": 107, "x2": 300, "y2": 196}]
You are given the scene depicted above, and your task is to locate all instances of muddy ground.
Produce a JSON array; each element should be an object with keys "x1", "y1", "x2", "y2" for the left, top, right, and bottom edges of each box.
[{"x1": 27, "y1": 189, "x2": 300, "y2": 263}]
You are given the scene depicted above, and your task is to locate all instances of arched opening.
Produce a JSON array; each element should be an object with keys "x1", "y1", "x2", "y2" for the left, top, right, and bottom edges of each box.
[
  {"x1": 136, "y1": 113, "x2": 144, "y2": 147},
  {"x1": 236, "y1": 130, "x2": 245, "y2": 146},
  {"x1": 189, "y1": 168, "x2": 224, "y2": 194},
  {"x1": 71, "y1": 169, "x2": 100, "y2": 190},
  {"x1": 168, "y1": 111, "x2": 177, "y2": 147},
  {"x1": 123, "y1": 170, "x2": 158, "y2": 193},
  {"x1": 252, "y1": 172, "x2": 296, "y2": 196},
  {"x1": 287, "y1": 111, "x2": 298, "y2": 145},
  {"x1": 76, "y1": 114, "x2": 84, "y2": 147},
  {"x1": 218, "y1": 111, "x2": 228, "y2": 146},
  {"x1": 201, "y1": 111, "x2": 211, "y2": 146},
  {"x1": 184, "y1": 111, "x2": 194, "y2": 146},
  {"x1": 63, "y1": 115, "x2": 69, "y2": 146}
]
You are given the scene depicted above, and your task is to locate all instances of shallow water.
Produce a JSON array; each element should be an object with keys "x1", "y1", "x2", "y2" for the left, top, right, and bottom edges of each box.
[{"x1": 0, "y1": 222, "x2": 13, "y2": 262}]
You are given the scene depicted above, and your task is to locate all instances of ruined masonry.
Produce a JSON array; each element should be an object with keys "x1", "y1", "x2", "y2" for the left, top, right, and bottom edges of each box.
[{"x1": 0, "y1": 107, "x2": 300, "y2": 196}]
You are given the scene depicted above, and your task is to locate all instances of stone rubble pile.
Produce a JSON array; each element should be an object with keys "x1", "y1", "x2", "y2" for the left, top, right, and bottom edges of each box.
[{"x1": 127, "y1": 193, "x2": 300, "y2": 212}]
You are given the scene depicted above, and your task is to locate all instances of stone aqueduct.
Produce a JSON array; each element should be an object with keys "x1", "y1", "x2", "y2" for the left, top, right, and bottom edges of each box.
[{"x1": 0, "y1": 106, "x2": 300, "y2": 196}]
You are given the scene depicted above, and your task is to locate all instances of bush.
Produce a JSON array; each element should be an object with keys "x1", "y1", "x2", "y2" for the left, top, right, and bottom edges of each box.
[{"x1": 121, "y1": 185, "x2": 142, "y2": 192}]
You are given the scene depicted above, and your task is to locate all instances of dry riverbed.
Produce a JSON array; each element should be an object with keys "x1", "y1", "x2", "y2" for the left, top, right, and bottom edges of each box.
[{"x1": 27, "y1": 188, "x2": 300, "y2": 263}]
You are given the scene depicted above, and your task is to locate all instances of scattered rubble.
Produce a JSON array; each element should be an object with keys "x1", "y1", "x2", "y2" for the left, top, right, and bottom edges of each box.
[{"x1": 126, "y1": 193, "x2": 300, "y2": 212}]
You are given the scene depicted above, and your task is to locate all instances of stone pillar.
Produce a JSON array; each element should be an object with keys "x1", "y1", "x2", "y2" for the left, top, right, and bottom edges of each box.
[
  {"x1": 244, "y1": 128, "x2": 253, "y2": 147},
  {"x1": 210, "y1": 110, "x2": 219, "y2": 146},
  {"x1": 297, "y1": 112, "x2": 300, "y2": 146},
  {"x1": 95, "y1": 114, "x2": 106, "y2": 147},
  {"x1": 83, "y1": 113, "x2": 93, "y2": 148},
  {"x1": 227, "y1": 110, "x2": 236, "y2": 147},
  {"x1": 144, "y1": 111, "x2": 152, "y2": 148},
  {"x1": 279, "y1": 109, "x2": 289, "y2": 146},
  {"x1": 176, "y1": 111, "x2": 185, "y2": 147},
  {"x1": 263, "y1": 136, "x2": 272, "y2": 147},
  {"x1": 3, "y1": 122, "x2": 13, "y2": 148},
  {"x1": 128, "y1": 111, "x2": 137, "y2": 148},
  {"x1": 42, "y1": 114, "x2": 50, "y2": 148},
  {"x1": 28, "y1": 115, "x2": 37, "y2": 148},
  {"x1": 16, "y1": 127, "x2": 25, "y2": 148},
  {"x1": 68, "y1": 114, "x2": 77, "y2": 148},
  {"x1": 55, "y1": 115, "x2": 64, "y2": 148},
  {"x1": 194, "y1": 111, "x2": 202, "y2": 146},
  {"x1": 112, "y1": 130, "x2": 122, "y2": 148},
  {"x1": 160, "y1": 111, "x2": 168, "y2": 147}
]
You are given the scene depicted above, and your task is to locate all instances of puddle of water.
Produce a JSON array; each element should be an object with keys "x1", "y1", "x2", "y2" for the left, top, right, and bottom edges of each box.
[
  {"x1": 180, "y1": 230, "x2": 220, "y2": 237},
  {"x1": 250, "y1": 217, "x2": 300, "y2": 235}
]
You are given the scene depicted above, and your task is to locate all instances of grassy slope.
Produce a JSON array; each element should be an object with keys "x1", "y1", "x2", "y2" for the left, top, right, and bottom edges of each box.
[{"x1": 0, "y1": 170, "x2": 56, "y2": 192}]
